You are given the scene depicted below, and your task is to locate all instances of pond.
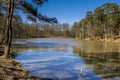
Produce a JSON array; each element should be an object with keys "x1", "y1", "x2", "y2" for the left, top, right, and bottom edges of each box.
[{"x1": 13, "y1": 38, "x2": 120, "y2": 80}]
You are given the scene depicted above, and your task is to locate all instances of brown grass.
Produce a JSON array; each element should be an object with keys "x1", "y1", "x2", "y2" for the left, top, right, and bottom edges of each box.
[{"x1": 0, "y1": 58, "x2": 40, "y2": 80}]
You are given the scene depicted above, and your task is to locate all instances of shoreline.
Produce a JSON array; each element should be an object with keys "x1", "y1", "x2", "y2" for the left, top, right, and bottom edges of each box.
[
  {"x1": 0, "y1": 58, "x2": 40, "y2": 80},
  {"x1": 0, "y1": 58, "x2": 52, "y2": 80},
  {"x1": 83, "y1": 38, "x2": 120, "y2": 43}
]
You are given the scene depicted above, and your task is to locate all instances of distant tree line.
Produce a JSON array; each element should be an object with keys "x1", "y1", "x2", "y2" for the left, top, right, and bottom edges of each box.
[
  {"x1": 12, "y1": 20, "x2": 71, "y2": 38},
  {"x1": 71, "y1": 3, "x2": 120, "y2": 40},
  {"x1": 0, "y1": 12, "x2": 70, "y2": 40}
]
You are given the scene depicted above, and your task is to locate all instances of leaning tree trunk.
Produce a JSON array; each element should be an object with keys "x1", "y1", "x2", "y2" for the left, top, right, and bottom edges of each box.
[{"x1": 3, "y1": 0, "x2": 14, "y2": 58}]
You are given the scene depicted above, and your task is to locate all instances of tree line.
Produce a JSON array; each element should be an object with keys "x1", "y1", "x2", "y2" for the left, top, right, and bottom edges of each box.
[
  {"x1": 12, "y1": 21, "x2": 71, "y2": 38},
  {"x1": 71, "y1": 3, "x2": 120, "y2": 40},
  {"x1": 0, "y1": 13, "x2": 70, "y2": 39}
]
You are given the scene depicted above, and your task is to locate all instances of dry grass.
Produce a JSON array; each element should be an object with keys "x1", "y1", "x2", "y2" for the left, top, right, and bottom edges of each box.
[{"x1": 0, "y1": 58, "x2": 40, "y2": 80}]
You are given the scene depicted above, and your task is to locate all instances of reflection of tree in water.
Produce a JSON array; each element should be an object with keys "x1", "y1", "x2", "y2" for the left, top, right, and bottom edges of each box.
[
  {"x1": 74, "y1": 48, "x2": 120, "y2": 79},
  {"x1": 93, "y1": 52, "x2": 120, "y2": 79}
]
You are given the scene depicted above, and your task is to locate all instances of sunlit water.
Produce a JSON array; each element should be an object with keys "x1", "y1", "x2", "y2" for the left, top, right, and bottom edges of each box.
[{"x1": 13, "y1": 38, "x2": 120, "y2": 80}]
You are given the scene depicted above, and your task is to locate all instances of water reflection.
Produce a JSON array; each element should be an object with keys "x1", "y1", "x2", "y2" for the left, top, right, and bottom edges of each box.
[
  {"x1": 73, "y1": 40, "x2": 120, "y2": 80},
  {"x1": 13, "y1": 38, "x2": 120, "y2": 80}
]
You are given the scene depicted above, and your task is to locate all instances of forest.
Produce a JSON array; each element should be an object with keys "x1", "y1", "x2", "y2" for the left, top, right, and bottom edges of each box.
[
  {"x1": 71, "y1": 3, "x2": 120, "y2": 40},
  {"x1": 1, "y1": 19, "x2": 71, "y2": 38},
  {"x1": 0, "y1": 0, "x2": 71, "y2": 39},
  {"x1": 1, "y1": 2, "x2": 120, "y2": 40}
]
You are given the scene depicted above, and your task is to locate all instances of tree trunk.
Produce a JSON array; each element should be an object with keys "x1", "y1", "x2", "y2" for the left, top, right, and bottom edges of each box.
[
  {"x1": 88, "y1": 22, "x2": 92, "y2": 38},
  {"x1": 3, "y1": 0, "x2": 14, "y2": 58}
]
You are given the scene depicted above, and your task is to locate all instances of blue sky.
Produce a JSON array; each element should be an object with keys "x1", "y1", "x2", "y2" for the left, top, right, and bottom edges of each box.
[{"x1": 39, "y1": 0, "x2": 120, "y2": 25}]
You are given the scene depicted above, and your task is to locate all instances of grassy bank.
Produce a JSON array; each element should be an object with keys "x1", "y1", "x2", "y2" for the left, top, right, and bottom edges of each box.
[
  {"x1": 0, "y1": 58, "x2": 41, "y2": 80},
  {"x1": 83, "y1": 38, "x2": 120, "y2": 43}
]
